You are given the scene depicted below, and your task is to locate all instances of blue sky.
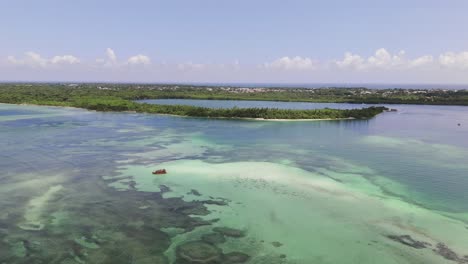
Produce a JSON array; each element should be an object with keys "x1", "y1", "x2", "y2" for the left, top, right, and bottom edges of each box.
[{"x1": 1, "y1": 0, "x2": 468, "y2": 83}]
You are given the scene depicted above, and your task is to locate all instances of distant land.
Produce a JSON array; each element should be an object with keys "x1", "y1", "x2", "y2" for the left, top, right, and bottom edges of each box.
[
  {"x1": 164, "y1": 83, "x2": 468, "y2": 91},
  {"x1": 1, "y1": 81, "x2": 468, "y2": 90},
  {"x1": 1, "y1": 82, "x2": 468, "y2": 120},
  {"x1": 0, "y1": 83, "x2": 396, "y2": 120},
  {"x1": 2, "y1": 82, "x2": 467, "y2": 104}
]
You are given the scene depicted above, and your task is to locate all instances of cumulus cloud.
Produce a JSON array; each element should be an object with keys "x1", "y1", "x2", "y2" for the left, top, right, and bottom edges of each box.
[
  {"x1": 335, "y1": 48, "x2": 434, "y2": 71},
  {"x1": 335, "y1": 52, "x2": 365, "y2": 70},
  {"x1": 7, "y1": 56, "x2": 21, "y2": 65},
  {"x1": 264, "y1": 56, "x2": 318, "y2": 70},
  {"x1": 6, "y1": 52, "x2": 79, "y2": 67},
  {"x1": 106, "y1": 48, "x2": 117, "y2": 63},
  {"x1": 408, "y1": 55, "x2": 434, "y2": 68},
  {"x1": 96, "y1": 48, "x2": 151, "y2": 67},
  {"x1": 5, "y1": 48, "x2": 468, "y2": 83},
  {"x1": 368, "y1": 48, "x2": 401, "y2": 68},
  {"x1": 439, "y1": 51, "x2": 468, "y2": 69},
  {"x1": 94, "y1": 48, "x2": 118, "y2": 67},
  {"x1": 50, "y1": 55, "x2": 80, "y2": 65},
  {"x1": 127, "y1": 54, "x2": 151, "y2": 65}
]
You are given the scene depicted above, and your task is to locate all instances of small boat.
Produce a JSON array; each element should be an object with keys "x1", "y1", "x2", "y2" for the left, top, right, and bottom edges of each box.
[{"x1": 152, "y1": 169, "x2": 167, "y2": 175}]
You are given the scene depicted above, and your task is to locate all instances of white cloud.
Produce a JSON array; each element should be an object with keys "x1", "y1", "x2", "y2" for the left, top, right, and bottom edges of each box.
[
  {"x1": 96, "y1": 48, "x2": 151, "y2": 67},
  {"x1": 106, "y1": 48, "x2": 117, "y2": 63},
  {"x1": 4, "y1": 48, "x2": 468, "y2": 84},
  {"x1": 264, "y1": 56, "x2": 318, "y2": 70},
  {"x1": 439, "y1": 51, "x2": 468, "y2": 69},
  {"x1": 335, "y1": 52, "x2": 365, "y2": 70},
  {"x1": 25, "y1": 52, "x2": 48, "y2": 67},
  {"x1": 335, "y1": 48, "x2": 434, "y2": 70},
  {"x1": 408, "y1": 55, "x2": 434, "y2": 68},
  {"x1": 51, "y1": 55, "x2": 80, "y2": 65},
  {"x1": 127, "y1": 54, "x2": 151, "y2": 65},
  {"x1": 94, "y1": 48, "x2": 118, "y2": 67},
  {"x1": 7, "y1": 56, "x2": 20, "y2": 65},
  {"x1": 367, "y1": 48, "x2": 400, "y2": 68},
  {"x1": 6, "y1": 52, "x2": 79, "y2": 68}
]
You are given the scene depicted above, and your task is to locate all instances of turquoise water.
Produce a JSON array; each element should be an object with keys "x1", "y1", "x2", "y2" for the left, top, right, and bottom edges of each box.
[{"x1": 1, "y1": 102, "x2": 468, "y2": 263}]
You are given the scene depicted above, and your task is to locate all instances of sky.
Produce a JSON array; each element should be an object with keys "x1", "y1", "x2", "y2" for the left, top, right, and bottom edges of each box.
[{"x1": 1, "y1": 0, "x2": 468, "y2": 84}]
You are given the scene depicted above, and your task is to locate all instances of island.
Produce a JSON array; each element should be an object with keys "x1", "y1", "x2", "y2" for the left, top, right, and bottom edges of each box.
[{"x1": 4, "y1": 83, "x2": 467, "y2": 120}]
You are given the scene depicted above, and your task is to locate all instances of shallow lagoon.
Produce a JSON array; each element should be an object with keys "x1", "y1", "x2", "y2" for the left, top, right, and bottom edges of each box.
[{"x1": 0, "y1": 102, "x2": 468, "y2": 264}]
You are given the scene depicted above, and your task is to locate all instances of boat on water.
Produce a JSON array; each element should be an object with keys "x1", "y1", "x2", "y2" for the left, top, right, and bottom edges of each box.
[{"x1": 152, "y1": 169, "x2": 167, "y2": 175}]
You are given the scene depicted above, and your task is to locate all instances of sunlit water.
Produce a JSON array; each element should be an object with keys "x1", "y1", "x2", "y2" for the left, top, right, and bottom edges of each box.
[{"x1": 1, "y1": 101, "x2": 468, "y2": 264}]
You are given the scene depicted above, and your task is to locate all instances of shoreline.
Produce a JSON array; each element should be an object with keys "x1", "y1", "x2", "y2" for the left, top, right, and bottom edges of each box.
[
  {"x1": 229, "y1": 117, "x2": 355, "y2": 122},
  {"x1": 1, "y1": 103, "x2": 363, "y2": 122}
]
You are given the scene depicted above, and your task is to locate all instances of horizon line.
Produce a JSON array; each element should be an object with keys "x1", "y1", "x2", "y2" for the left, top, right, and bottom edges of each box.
[{"x1": 1, "y1": 81, "x2": 468, "y2": 89}]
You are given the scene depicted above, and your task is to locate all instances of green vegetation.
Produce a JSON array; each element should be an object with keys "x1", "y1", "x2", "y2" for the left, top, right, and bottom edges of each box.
[
  {"x1": 0, "y1": 83, "x2": 400, "y2": 119},
  {"x1": 1, "y1": 83, "x2": 466, "y2": 105},
  {"x1": 36, "y1": 83, "x2": 468, "y2": 103},
  {"x1": 129, "y1": 87, "x2": 468, "y2": 106}
]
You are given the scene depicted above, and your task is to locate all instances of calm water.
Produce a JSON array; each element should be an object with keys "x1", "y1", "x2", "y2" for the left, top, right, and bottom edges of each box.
[{"x1": 1, "y1": 102, "x2": 467, "y2": 264}]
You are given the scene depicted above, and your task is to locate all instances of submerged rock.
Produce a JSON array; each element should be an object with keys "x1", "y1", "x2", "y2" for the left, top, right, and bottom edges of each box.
[
  {"x1": 159, "y1": 184, "x2": 171, "y2": 193},
  {"x1": 224, "y1": 252, "x2": 250, "y2": 263},
  {"x1": 133, "y1": 256, "x2": 170, "y2": 264},
  {"x1": 385, "y1": 235, "x2": 468, "y2": 263},
  {"x1": 385, "y1": 235, "x2": 430, "y2": 249},
  {"x1": 165, "y1": 197, "x2": 210, "y2": 216},
  {"x1": 212, "y1": 227, "x2": 245, "y2": 238},
  {"x1": 201, "y1": 233, "x2": 226, "y2": 245},
  {"x1": 434, "y1": 243, "x2": 462, "y2": 262},
  {"x1": 188, "y1": 189, "x2": 202, "y2": 196},
  {"x1": 175, "y1": 240, "x2": 251, "y2": 264},
  {"x1": 176, "y1": 241, "x2": 222, "y2": 264},
  {"x1": 202, "y1": 200, "x2": 228, "y2": 206},
  {"x1": 127, "y1": 180, "x2": 136, "y2": 190},
  {"x1": 271, "y1": 241, "x2": 283, "y2": 247}
]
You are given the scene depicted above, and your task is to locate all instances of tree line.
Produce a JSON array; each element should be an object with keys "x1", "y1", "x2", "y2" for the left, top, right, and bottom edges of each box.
[{"x1": 0, "y1": 84, "x2": 392, "y2": 120}]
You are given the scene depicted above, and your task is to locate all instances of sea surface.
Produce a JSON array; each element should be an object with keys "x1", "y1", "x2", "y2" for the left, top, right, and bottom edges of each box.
[{"x1": 1, "y1": 101, "x2": 468, "y2": 264}]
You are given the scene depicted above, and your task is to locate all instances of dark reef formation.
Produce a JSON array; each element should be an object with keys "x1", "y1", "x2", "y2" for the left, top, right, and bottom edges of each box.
[
  {"x1": 188, "y1": 189, "x2": 202, "y2": 196},
  {"x1": 212, "y1": 227, "x2": 246, "y2": 238},
  {"x1": 272, "y1": 241, "x2": 283, "y2": 248},
  {"x1": 385, "y1": 234, "x2": 431, "y2": 249},
  {"x1": 386, "y1": 234, "x2": 468, "y2": 264},
  {"x1": 174, "y1": 225, "x2": 254, "y2": 264},
  {"x1": 175, "y1": 240, "x2": 250, "y2": 264},
  {"x1": 0, "y1": 179, "x2": 256, "y2": 264},
  {"x1": 201, "y1": 233, "x2": 226, "y2": 245},
  {"x1": 176, "y1": 241, "x2": 223, "y2": 264},
  {"x1": 434, "y1": 243, "x2": 468, "y2": 263},
  {"x1": 223, "y1": 252, "x2": 251, "y2": 263}
]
